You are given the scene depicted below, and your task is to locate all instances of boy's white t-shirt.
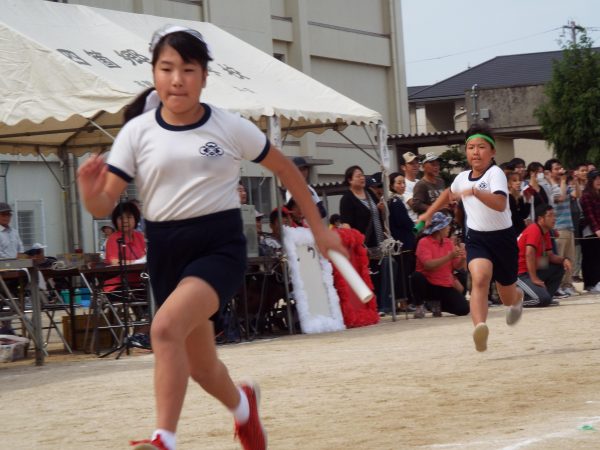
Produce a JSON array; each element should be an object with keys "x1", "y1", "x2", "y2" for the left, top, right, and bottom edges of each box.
[
  {"x1": 450, "y1": 164, "x2": 512, "y2": 232},
  {"x1": 107, "y1": 104, "x2": 269, "y2": 222}
]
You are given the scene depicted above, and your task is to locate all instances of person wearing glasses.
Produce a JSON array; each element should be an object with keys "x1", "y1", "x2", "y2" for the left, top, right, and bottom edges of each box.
[{"x1": 0, "y1": 202, "x2": 24, "y2": 259}]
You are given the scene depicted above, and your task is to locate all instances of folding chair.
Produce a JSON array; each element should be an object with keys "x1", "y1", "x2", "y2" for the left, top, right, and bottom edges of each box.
[
  {"x1": 80, "y1": 265, "x2": 151, "y2": 356},
  {"x1": 38, "y1": 275, "x2": 73, "y2": 353},
  {"x1": 0, "y1": 269, "x2": 48, "y2": 356}
]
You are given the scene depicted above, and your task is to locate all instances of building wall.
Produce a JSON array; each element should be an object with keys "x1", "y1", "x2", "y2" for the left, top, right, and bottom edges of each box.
[
  {"x1": 514, "y1": 139, "x2": 554, "y2": 165},
  {"x1": 469, "y1": 84, "x2": 546, "y2": 132},
  {"x1": 3, "y1": 158, "x2": 66, "y2": 257},
  {"x1": 425, "y1": 102, "x2": 454, "y2": 132}
]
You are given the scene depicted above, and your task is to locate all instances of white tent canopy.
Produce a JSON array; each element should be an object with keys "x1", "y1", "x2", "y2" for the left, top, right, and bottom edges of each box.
[{"x1": 0, "y1": 0, "x2": 382, "y2": 156}]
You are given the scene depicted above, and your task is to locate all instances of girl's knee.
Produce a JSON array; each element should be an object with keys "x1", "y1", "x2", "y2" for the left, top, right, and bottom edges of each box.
[
  {"x1": 471, "y1": 277, "x2": 490, "y2": 291},
  {"x1": 151, "y1": 316, "x2": 182, "y2": 343}
]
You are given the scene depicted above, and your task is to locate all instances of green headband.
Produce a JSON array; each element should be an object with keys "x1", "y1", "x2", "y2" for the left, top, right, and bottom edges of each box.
[{"x1": 466, "y1": 133, "x2": 495, "y2": 148}]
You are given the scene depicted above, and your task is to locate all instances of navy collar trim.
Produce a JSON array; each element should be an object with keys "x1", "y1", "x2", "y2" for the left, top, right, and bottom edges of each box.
[
  {"x1": 155, "y1": 103, "x2": 212, "y2": 131},
  {"x1": 468, "y1": 162, "x2": 496, "y2": 181}
]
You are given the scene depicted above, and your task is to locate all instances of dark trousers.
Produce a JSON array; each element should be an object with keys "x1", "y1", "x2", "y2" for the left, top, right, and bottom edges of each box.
[
  {"x1": 373, "y1": 257, "x2": 394, "y2": 313},
  {"x1": 409, "y1": 271, "x2": 470, "y2": 316},
  {"x1": 517, "y1": 263, "x2": 564, "y2": 307},
  {"x1": 394, "y1": 250, "x2": 415, "y2": 303},
  {"x1": 581, "y1": 235, "x2": 600, "y2": 289}
]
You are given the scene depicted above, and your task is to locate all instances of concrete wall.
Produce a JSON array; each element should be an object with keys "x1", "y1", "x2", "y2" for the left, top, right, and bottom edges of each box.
[
  {"x1": 514, "y1": 139, "x2": 554, "y2": 165},
  {"x1": 3, "y1": 159, "x2": 66, "y2": 257},
  {"x1": 426, "y1": 102, "x2": 454, "y2": 132},
  {"x1": 466, "y1": 84, "x2": 546, "y2": 132}
]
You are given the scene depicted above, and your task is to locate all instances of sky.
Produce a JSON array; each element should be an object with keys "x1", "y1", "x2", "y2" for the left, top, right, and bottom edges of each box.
[{"x1": 401, "y1": 0, "x2": 599, "y2": 87}]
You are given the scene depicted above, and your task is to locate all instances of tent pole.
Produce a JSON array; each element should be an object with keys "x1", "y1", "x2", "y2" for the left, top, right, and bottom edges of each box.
[
  {"x1": 334, "y1": 130, "x2": 380, "y2": 164},
  {"x1": 268, "y1": 116, "x2": 295, "y2": 335},
  {"x1": 377, "y1": 122, "x2": 397, "y2": 321},
  {"x1": 59, "y1": 147, "x2": 75, "y2": 252},
  {"x1": 72, "y1": 157, "x2": 84, "y2": 252},
  {"x1": 88, "y1": 119, "x2": 117, "y2": 143}
]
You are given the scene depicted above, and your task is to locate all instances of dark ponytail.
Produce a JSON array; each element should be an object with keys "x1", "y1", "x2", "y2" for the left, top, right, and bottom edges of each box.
[{"x1": 123, "y1": 87, "x2": 156, "y2": 124}]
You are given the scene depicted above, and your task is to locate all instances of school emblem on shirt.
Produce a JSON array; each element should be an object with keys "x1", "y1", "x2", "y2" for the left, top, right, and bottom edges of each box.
[
  {"x1": 478, "y1": 181, "x2": 488, "y2": 190},
  {"x1": 198, "y1": 142, "x2": 224, "y2": 157}
]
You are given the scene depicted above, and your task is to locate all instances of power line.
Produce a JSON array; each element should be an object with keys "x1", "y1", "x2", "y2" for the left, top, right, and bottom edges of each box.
[{"x1": 407, "y1": 27, "x2": 562, "y2": 64}]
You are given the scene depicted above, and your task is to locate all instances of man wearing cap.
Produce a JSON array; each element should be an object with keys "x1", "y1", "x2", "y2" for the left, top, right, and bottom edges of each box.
[
  {"x1": 400, "y1": 152, "x2": 421, "y2": 223},
  {"x1": 285, "y1": 156, "x2": 327, "y2": 218},
  {"x1": 366, "y1": 172, "x2": 385, "y2": 202},
  {"x1": 0, "y1": 202, "x2": 24, "y2": 259},
  {"x1": 412, "y1": 153, "x2": 446, "y2": 215}
]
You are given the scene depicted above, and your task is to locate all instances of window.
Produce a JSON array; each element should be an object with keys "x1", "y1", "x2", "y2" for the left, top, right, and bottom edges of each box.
[
  {"x1": 125, "y1": 183, "x2": 138, "y2": 201},
  {"x1": 241, "y1": 176, "x2": 272, "y2": 217},
  {"x1": 13, "y1": 200, "x2": 46, "y2": 249}
]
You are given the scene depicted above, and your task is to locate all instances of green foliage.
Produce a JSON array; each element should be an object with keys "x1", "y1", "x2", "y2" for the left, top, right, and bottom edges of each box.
[
  {"x1": 534, "y1": 31, "x2": 600, "y2": 166},
  {"x1": 439, "y1": 145, "x2": 468, "y2": 185}
]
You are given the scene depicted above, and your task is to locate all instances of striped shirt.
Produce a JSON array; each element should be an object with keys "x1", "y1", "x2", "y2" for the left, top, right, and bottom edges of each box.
[{"x1": 553, "y1": 186, "x2": 573, "y2": 230}]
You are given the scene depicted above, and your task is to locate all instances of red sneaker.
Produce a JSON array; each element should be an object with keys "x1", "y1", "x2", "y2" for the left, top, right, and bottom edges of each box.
[
  {"x1": 234, "y1": 382, "x2": 267, "y2": 450},
  {"x1": 130, "y1": 434, "x2": 169, "y2": 450}
]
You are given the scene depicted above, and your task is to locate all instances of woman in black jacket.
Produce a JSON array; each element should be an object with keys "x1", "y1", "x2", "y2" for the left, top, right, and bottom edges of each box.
[
  {"x1": 339, "y1": 165, "x2": 384, "y2": 249},
  {"x1": 339, "y1": 165, "x2": 386, "y2": 312}
]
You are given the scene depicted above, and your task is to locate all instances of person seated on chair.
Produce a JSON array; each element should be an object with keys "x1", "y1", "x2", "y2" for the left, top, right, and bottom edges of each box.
[
  {"x1": 103, "y1": 201, "x2": 150, "y2": 347},
  {"x1": 285, "y1": 197, "x2": 307, "y2": 228},
  {"x1": 517, "y1": 204, "x2": 571, "y2": 307},
  {"x1": 411, "y1": 212, "x2": 470, "y2": 319},
  {"x1": 104, "y1": 201, "x2": 147, "y2": 293},
  {"x1": 258, "y1": 207, "x2": 292, "y2": 256}
]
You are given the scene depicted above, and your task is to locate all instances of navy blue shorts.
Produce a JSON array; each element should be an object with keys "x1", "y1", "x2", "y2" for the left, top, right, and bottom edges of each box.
[
  {"x1": 465, "y1": 226, "x2": 518, "y2": 286},
  {"x1": 145, "y1": 209, "x2": 247, "y2": 319}
]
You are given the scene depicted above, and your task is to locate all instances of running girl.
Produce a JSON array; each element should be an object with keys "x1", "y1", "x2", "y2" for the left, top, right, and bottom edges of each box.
[
  {"x1": 419, "y1": 123, "x2": 524, "y2": 352},
  {"x1": 77, "y1": 26, "x2": 346, "y2": 450}
]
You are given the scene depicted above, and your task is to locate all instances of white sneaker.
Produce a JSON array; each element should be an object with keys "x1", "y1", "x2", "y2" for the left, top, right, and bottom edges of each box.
[
  {"x1": 473, "y1": 323, "x2": 489, "y2": 352},
  {"x1": 554, "y1": 288, "x2": 570, "y2": 298},
  {"x1": 562, "y1": 286, "x2": 578, "y2": 296},
  {"x1": 506, "y1": 288, "x2": 524, "y2": 326},
  {"x1": 589, "y1": 284, "x2": 600, "y2": 294}
]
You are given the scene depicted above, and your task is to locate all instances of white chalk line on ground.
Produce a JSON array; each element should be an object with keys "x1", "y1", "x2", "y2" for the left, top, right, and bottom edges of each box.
[{"x1": 426, "y1": 415, "x2": 600, "y2": 449}]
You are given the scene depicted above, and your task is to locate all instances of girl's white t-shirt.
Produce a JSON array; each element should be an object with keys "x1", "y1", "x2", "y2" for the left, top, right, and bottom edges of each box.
[
  {"x1": 451, "y1": 164, "x2": 512, "y2": 231},
  {"x1": 107, "y1": 104, "x2": 269, "y2": 221}
]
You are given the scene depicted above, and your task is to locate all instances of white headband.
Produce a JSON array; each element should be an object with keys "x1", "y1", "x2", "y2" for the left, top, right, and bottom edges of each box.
[{"x1": 148, "y1": 25, "x2": 211, "y2": 56}]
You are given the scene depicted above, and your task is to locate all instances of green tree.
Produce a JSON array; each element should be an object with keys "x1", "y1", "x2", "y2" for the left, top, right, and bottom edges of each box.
[
  {"x1": 439, "y1": 145, "x2": 468, "y2": 185},
  {"x1": 535, "y1": 30, "x2": 600, "y2": 164}
]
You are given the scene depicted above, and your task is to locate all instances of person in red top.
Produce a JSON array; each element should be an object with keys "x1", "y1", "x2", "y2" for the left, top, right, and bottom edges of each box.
[
  {"x1": 104, "y1": 201, "x2": 147, "y2": 293},
  {"x1": 411, "y1": 212, "x2": 469, "y2": 318},
  {"x1": 516, "y1": 204, "x2": 570, "y2": 307}
]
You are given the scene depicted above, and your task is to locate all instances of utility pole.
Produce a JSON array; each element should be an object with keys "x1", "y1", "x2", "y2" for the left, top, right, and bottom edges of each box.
[{"x1": 562, "y1": 21, "x2": 585, "y2": 44}]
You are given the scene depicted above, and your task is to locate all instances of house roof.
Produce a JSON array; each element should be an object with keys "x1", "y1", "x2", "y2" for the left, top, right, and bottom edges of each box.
[
  {"x1": 407, "y1": 85, "x2": 430, "y2": 97},
  {"x1": 387, "y1": 130, "x2": 466, "y2": 150},
  {"x1": 408, "y1": 48, "x2": 600, "y2": 102}
]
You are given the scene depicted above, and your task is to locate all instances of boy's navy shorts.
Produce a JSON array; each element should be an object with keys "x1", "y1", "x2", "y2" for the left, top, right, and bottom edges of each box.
[
  {"x1": 465, "y1": 226, "x2": 518, "y2": 286},
  {"x1": 145, "y1": 209, "x2": 247, "y2": 319}
]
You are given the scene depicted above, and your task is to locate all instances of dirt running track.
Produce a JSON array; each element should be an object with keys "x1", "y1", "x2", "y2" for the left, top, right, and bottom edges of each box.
[{"x1": 1, "y1": 295, "x2": 599, "y2": 449}]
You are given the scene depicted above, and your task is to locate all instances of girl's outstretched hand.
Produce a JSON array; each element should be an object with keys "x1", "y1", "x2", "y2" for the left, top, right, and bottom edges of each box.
[
  {"x1": 77, "y1": 154, "x2": 108, "y2": 202},
  {"x1": 313, "y1": 227, "x2": 348, "y2": 261}
]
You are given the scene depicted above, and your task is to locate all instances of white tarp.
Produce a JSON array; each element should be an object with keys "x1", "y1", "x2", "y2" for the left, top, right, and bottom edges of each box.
[{"x1": 0, "y1": 0, "x2": 382, "y2": 156}]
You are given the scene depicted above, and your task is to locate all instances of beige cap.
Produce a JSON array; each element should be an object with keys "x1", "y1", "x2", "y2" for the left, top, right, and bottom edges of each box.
[{"x1": 402, "y1": 152, "x2": 418, "y2": 164}]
